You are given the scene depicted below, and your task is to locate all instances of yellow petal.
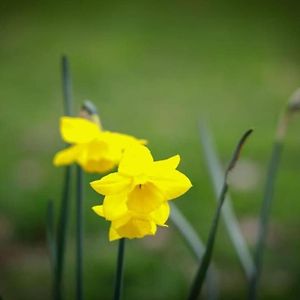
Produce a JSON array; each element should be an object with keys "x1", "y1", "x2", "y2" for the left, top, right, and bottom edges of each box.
[
  {"x1": 150, "y1": 170, "x2": 192, "y2": 200},
  {"x1": 90, "y1": 173, "x2": 132, "y2": 196},
  {"x1": 151, "y1": 155, "x2": 180, "y2": 172},
  {"x1": 150, "y1": 202, "x2": 170, "y2": 225},
  {"x1": 109, "y1": 226, "x2": 122, "y2": 241},
  {"x1": 118, "y1": 145, "x2": 153, "y2": 176},
  {"x1": 84, "y1": 139, "x2": 108, "y2": 159},
  {"x1": 103, "y1": 131, "x2": 145, "y2": 149},
  {"x1": 109, "y1": 214, "x2": 132, "y2": 241},
  {"x1": 60, "y1": 117, "x2": 101, "y2": 144},
  {"x1": 92, "y1": 205, "x2": 104, "y2": 217},
  {"x1": 127, "y1": 183, "x2": 164, "y2": 214},
  {"x1": 82, "y1": 159, "x2": 116, "y2": 173},
  {"x1": 113, "y1": 217, "x2": 157, "y2": 239},
  {"x1": 102, "y1": 193, "x2": 128, "y2": 220},
  {"x1": 53, "y1": 145, "x2": 81, "y2": 166},
  {"x1": 75, "y1": 140, "x2": 117, "y2": 173}
]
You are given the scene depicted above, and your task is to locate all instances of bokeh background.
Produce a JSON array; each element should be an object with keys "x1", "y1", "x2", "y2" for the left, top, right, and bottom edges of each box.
[{"x1": 1, "y1": 0, "x2": 300, "y2": 299}]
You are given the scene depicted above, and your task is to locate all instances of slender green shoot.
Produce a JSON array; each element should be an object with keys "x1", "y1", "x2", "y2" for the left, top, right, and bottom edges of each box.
[
  {"x1": 55, "y1": 56, "x2": 74, "y2": 300},
  {"x1": 76, "y1": 165, "x2": 84, "y2": 300},
  {"x1": 114, "y1": 238, "x2": 126, "y2": 300},
  {"x1": 199, "y1": 123, "x2": 255, "y2": 280},
  {"x1": 62, "y1": 55, "x2": 73, "y2": 116},
  {"x1": 170, "y1": 203, "x2": 205, "y2": 261},
  {"x1": 188, "y1": 129, "x2": 253, "y2": 300},
  {"x1": 248, "y1": 89, "x2": 300, "y2": 299},
  {"x1": 46, "y1": 200, "x2": 57, "y2": 297}
]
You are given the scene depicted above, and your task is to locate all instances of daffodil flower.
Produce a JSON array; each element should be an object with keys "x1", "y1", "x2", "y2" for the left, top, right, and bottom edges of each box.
[
  {"x1": 91, "y1": 145, "x2": 192, "y2": 241},
  {"x1": 53, "y1": 117, "x2": 146, "y2": 173}
]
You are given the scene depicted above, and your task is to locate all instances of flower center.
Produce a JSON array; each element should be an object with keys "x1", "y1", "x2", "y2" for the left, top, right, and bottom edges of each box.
[{"x1": 127, "y1": 182, "x2": 164, "y2": 214}]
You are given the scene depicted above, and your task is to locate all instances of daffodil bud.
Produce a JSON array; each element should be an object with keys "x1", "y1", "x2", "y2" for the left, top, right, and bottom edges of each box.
[
  {"x1": 288, "y1": 88, "x2": 300, "y2": 112},
  {"x1": 79, "y1": 100, "x2": 102, "y2": 126}
]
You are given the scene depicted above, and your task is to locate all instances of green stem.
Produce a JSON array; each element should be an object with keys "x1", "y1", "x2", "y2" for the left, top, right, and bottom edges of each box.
[
  {"x1": 62, "y1": 56, "x2": 73, "y2": 116},
  {"x1": 248, "y1": 141, "x2": 283, "y2": 300},
  {"x1": 114, "y1": 238, "x2": 126, "y2": 300},
  {"x1": 248, "y1": 91, "x2": 300, "y2": 298},
  {"x1": 46, "y1": 200, "x2": 57, "y2": 298},
  {"x1": 187, "y1": 129, "x2": 253, "y2": 300},
  {"x1": 55, "y1": 167, "x2": 72, "y2": 300},
  {"x1": 55, "y1": 56, "x2": 73, "y2": 300},
  {"x1": 76, "y1": 165, "x2": 84, "y2": 300}
]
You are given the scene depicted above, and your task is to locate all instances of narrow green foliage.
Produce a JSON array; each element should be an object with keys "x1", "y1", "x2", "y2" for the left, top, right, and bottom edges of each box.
[
  {"x1": 248, "y1": 142, "x2": 283, "y2": 299},
  {"x1": 248, "y1": 89, "x2": 300, "y2": 299},
  {"x1": 170, "y1": 203, "x2": 219, "y2": 300},
  {"x1": 188, "y1": 129, "x2": 253, "y2": 300},
  {"x1": 170, "y1": 203, "x2": 205, "y2": 261},
  {"x1": 114, "y1": 238, "x2": 126, "y2": 300},
  {"x1": 199, "y1": 124, "x2": 255, "y2": 280}
]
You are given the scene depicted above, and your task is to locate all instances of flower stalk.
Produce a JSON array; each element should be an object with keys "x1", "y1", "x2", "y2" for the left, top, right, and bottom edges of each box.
[
  {"x1": 188, "y1": 129, "x2": 253, "y2": 300},
  {"x1": 248, "y1": 89, "x2": 300, "y2": 300},
  {"x1": 55, "y1": 56, "x2": 73, "y2": 300},
  {"x1": 62, "y1": 56, "x2": 73, "y2": 115},
  {"x1": 114, "y1": 238, "x2": 126, "y2": 300},
  {"x1": 76, "y1": 165, "x2": 84, "y2": 300},
  {"x1": 46, "y1": 200, "x2": 57, "y2": 298}
]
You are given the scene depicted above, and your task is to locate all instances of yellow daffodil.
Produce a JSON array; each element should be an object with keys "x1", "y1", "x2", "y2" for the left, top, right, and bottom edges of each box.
[
  {"x1": 53, "y1": 116, "x2": 146, "y2": 173},
  {"x1": 91, "y1": 145, "x2": 192, "y2": 241}
]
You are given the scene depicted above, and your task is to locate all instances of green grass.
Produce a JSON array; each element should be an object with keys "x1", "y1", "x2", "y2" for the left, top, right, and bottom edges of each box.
[{"x1": 1, "y1": 0, "x2": 300, "y2": 299}]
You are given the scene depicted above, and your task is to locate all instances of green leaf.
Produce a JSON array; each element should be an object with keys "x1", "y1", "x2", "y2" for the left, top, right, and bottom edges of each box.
[
  {"x1": 188, "y1": 129, "x2": 253, "y2": 300},
  {"x1": 199, "y1": 123, "x2": 255, "y2": 280}
]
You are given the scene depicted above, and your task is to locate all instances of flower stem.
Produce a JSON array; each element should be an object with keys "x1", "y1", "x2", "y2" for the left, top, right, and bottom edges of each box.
[
  {"x1": 187, "y1": 129, "x2": 253, "y2": 300},
  {"x1": 247, "y1": 141, "x2": 283, "y2": 300},
  {"x1": 46, "y1": 200, "x2": 57, "y2": 298},
  {"x1": 114, "y1": 238, "x2": 126, "y2": 300},
  {"x1": 248, "y1": 90, "x2": 300, "y2": 299},
  {"x1": 62, "y1": 55, "x2": 73, "y2": 116},
  {"x1": 54, "y1": 56, "x2": 73, "y2": 300},
  {"x1": 76, "y1": 165, "x2": 84, "y2": 300}
]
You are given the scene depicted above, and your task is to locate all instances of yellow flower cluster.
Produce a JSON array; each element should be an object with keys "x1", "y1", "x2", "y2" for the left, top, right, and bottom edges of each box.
[
  {"x1": 54, "y1": 115, "x2": 192, "y2": 240},
  {"x1": 54, "y1": 117, "x2": 145, "y2": 173},
  {"x1": 91, "y1": 145, "x2": 192, "y2": 241}
]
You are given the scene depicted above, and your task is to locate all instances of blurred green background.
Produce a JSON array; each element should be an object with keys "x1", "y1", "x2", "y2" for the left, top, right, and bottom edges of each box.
[{"x1": 1, "y1": 0, "x2": 300, "y2": 299}]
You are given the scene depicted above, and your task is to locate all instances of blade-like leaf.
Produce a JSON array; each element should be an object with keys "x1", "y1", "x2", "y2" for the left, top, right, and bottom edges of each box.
[
  {"x1": 170, "y1": 203, "x2": 219, "y2": 299},
  {"x1": 188, "y1": 129, "x2": 253, "y2": 300},
  {"x1": 248, "y1": 89, "x2": 300, "y2": 299},
  {"x1": 199, "y1": 123, "x2": 255, "y2": 280}
]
